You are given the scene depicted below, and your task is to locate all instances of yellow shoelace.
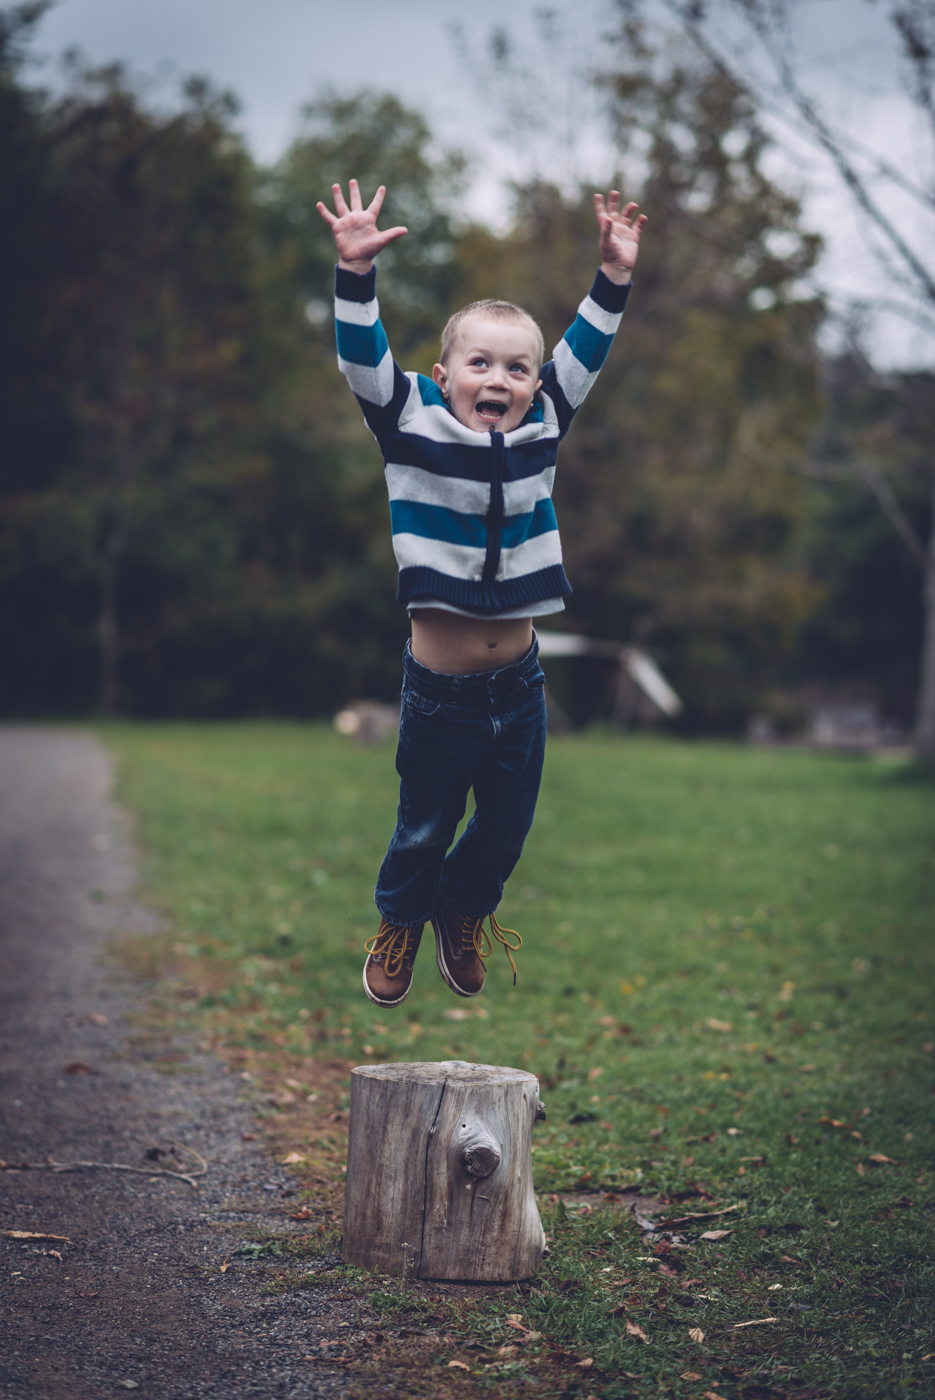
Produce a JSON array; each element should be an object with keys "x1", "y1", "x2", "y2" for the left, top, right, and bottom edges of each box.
[
  {"x1": 364, "y1": 923, "x2": 416, "y2": 978},
  {"x1": 462, "y1": 915, "x2": 523, "y2": 985}
]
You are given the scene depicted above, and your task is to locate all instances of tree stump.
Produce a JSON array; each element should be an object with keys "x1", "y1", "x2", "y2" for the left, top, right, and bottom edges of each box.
[{"x1": 343, "y1": 1060, "x2": 546, "y2": 1281}]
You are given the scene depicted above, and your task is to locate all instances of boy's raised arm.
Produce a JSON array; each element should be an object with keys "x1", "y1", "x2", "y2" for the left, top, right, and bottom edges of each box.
[{"x1": 316, "y1": 179, "x2": 408, "y2": 274}]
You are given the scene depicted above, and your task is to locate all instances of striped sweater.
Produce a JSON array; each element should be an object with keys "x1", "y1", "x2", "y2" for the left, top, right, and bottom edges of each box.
[{"x1": 334, "y1": 264, "x2": 630, "y2": 615}]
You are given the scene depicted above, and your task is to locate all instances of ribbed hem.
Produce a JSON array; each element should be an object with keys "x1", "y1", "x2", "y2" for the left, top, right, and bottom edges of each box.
[
  {"x1": 334, "y1": 264, "x2": 377, "y2": 301},
  {"x1": 590, "y1": 268, "x2": 632, "y2": 314},
  {"x1": 398, "y1": 564, "x2": 572, "y2": 613}
]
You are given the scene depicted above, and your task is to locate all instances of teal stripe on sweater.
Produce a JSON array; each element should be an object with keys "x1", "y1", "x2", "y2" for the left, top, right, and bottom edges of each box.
[
  {"x1": 563, "y1": 314, "x2": 615, "y2": 372},
  {"x1": 336, "y1": 318, "x2": 389, "y2": 368},
  {"x1": 390, "y1": 497, "x2": 558, "y2": 548}
]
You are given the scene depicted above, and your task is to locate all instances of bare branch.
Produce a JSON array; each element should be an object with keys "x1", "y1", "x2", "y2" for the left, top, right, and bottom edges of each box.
[{"x1": 658, "y1": 0, "x2": 935, "y2": 307}]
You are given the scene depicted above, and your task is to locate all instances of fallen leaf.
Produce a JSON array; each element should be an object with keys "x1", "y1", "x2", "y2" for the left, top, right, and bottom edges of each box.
[
  {"x1": 799, "y1": 1064, "x2": 816, "y2": 1073},
  {"x1": 241, "y1": 1133, "x2": 257, "y2": 1141},
  {"x1": 497, "y1": 1344, "x2": 518, "y2": 1357},
  {"x1": 290, "y1": 1208, "x2": 314, "y2": 1220},
  {"x1": 219, "y1": 1259, "x2": 231, "y2": 1273},
  {"x1": 689, "y1": 1326, "x2": 705, "y2": 1343},
  {"x1": 444, "y1": 1009, "x2": 470, "y2": 1021},
  {"x1": 704, "y1": 1392, "x2": 729, "y2": 1400},
  {"x1": 726, "y1": 1126, "x2": 741, "y2": 1136},
  {"x1": 625, "y1": 1319, "x2": 649, "y2": 1342},
  {"x1": 649, "y1": 1126, "x2": 665, "y2": 1140},
  {"x1": 705, "y1": 1018, "x2": 733, "y2": 1032},
  {"x1": 47, "y1": 1250, "x2": 63, "y2": 1261},
  {"x1": 281, "y1": 1152, "x2": 305, "y2": 1165},
  {"x1": 64, "y1": 1062, "x2": 95, "y2": 1075},
  {"x1": 3, "y1": 1230, "x2": 72, "y2": 1243},
  {"x1": 732, "y1": 1317, "x2": 779, "y2": 1328},
  {"x1": 681, "y1": 1373, "x2": 703, "y2": 1382},
  {"x1": 856, "y1": 1161, "x2": 865, "y2": 1176},
  {"x1": 87, "y1": 1013, "x2": 108, "y2": 1025},
  {"x1": 576, "y1": 1357, "x2": 595, "y2": 1368},
  {"x1": 868, "y1": 1154, "x2": 897, "y2": 1165},
  {"x1": 819, "y1": 1116, "x2": 849, "y2": 1129},
  {"x1": 447, "y1": 1359, "x2": 470, "y2": 1370},
  {"x1": 588, "y1": 1067, "x2": 603, "y2": 1080},
  {"x1": 740, "y1": 1155, "x2": 766, "y2": 1167},
  {"x1": 658, "y1": 1262, "x2": 679, "y2": 1277},
  {"x1": 700, "y1": 1229, "x2": 732, "y2": 1241}
]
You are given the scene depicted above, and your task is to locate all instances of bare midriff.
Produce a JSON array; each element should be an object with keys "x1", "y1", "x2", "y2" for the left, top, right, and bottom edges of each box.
[{"x1": 409, "y1": 609, "x2": 533, "y2": 676}]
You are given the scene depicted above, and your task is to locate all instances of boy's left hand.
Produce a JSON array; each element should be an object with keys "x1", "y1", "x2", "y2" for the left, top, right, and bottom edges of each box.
[{"x1": 594, "y1": 190, "x2": 647, "y2": 285}]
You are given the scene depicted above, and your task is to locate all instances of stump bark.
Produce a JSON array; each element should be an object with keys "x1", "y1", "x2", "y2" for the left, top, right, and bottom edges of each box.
[{"x1": 343, "y1": 1060, "x2": 546, "y2": 1281}]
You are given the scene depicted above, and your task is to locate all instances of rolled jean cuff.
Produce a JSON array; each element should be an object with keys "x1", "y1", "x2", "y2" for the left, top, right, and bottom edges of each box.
[{"x1": 373, "y1": 899, "x2": 433, "y2": 928}]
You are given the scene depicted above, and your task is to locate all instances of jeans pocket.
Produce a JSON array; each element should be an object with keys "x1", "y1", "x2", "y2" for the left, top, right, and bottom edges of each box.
[{"x1": 402, "y1": 684, "x2": 443, "y2": 719}]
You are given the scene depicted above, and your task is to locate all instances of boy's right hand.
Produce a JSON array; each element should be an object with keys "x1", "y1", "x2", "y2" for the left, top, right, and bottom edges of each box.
[{"x1": 316, "y1": 179, "x2": 408, "y2": 274}]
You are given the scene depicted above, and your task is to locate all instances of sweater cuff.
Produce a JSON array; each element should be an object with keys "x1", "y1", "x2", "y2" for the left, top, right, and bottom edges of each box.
[
  {"x1": 589, "y1": 267, "x2": 632, "y2": 314},
  {"x1": 335, "y1": 263, "x2": 377, "y2": 303}
]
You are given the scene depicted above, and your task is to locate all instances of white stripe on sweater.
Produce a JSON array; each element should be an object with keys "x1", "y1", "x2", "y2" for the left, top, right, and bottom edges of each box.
[
  {"x1": 552, "y1": 339, "x2": 600, "y2": 409},
  {"x1": 385, "y1": 463, "x2": 491, "y2": 515},
  {"x1": 392, "y1": 534, "x2": 486, "y2": 578},
  {"x1": 497, "y1": 531, "x2": 564, "y2": 580},
  {"x1": 577, "y1": 292, "x2": 625, "y2": 337},
  {"x1": 337, "y1": 346, "x2": 395, "y2": 407},
  {"x1": 334, "y1": 295, "x2": 381, "y2": 327},
  {"x1": 386, "y1": 463, "x2": 554, "y2": 517}
]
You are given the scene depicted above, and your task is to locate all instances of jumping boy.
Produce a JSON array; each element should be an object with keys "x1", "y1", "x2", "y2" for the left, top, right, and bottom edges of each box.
[{"x1": 317, "y1": 179, "x2": 645, "y2": 1008}]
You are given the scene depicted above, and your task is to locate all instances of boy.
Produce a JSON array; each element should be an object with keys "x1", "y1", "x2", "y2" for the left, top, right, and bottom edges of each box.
[{"x1": 317, "y1": 179, "x2": 645, "y2": 1008}]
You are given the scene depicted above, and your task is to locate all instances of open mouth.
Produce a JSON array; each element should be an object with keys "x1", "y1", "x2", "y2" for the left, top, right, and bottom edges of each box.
[{"x1": 475, "y1": 401, "x2": 507, "y2": 422}]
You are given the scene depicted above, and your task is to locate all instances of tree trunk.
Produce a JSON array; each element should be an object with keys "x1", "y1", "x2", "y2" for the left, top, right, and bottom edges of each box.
[
  {"x1": 915, "y1": 467, "x2": 935, "y2": 762},
  {"x1": 343, "y1": 1060, "x2": 546, "y2": 1282}
]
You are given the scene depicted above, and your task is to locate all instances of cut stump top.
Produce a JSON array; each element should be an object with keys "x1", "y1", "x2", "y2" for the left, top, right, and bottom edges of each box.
[{"x1": 351, "y1": 1060, "x2": 535, "y2": 1085}]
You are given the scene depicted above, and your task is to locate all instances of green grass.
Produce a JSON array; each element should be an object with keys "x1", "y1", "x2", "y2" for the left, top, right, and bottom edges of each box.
[{"x1": 103, "y1": 722, "x2": 935, "y2": 1398}]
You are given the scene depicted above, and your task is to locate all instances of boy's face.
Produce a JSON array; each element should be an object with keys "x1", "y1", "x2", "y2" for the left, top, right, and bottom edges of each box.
[{"x1": 433, "y1": 317, "x2": 542, "y2": 435}]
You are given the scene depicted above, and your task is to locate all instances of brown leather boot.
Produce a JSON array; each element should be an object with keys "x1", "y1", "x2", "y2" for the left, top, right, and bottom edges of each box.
[
  {"x1": 432, "y1": 907, "x2": 522, "y2": 997},
  {"x1": 363, "y1": 919, "x2": 424, "y2": 1007}
]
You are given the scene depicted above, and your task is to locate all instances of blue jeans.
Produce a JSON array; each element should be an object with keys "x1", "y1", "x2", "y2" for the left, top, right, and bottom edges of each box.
[{"x1": 375, "y1": 637, "x2": 548, "y2": 925}]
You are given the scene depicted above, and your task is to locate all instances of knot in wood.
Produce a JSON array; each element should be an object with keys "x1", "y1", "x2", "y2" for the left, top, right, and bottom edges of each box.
[
  {"x1": 535, "y1": 1100, "x2": 547, "y2": 1121},
  {"x1": 461, "y1": 1141, "x2": 501, "y2": 1179}
]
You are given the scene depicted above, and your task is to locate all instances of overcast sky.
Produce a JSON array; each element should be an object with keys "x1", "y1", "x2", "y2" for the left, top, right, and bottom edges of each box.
[{"x1": 29, "y1": 0, "x2": 933, "y2": 368}]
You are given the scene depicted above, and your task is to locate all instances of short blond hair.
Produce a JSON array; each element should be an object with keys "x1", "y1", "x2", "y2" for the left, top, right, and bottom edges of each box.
[{"x1": 440, "y1": 299, "x2": 544, "y2": 368}]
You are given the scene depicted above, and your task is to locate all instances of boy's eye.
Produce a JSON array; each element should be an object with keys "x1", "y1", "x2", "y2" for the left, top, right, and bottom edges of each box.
[
  {"x1": 510, "y1": 364, "x2": 529, "y2": 374},
  {"x1": 469, "y1": 357, "x2": 488, "y2": 368}
]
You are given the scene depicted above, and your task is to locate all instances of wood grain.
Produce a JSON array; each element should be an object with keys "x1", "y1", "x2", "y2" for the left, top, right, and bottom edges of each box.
[{"x1": 343, "y1": 1061, "x2": 545, "y2": 1281}]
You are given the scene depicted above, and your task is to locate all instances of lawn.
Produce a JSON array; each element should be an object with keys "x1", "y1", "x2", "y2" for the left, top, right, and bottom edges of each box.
[{"x1": 105, "y1": 723, "x2": 935, "y2": 1399}]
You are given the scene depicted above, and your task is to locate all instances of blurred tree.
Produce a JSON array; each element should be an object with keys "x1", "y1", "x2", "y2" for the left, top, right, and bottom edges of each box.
[
  {"x1": 0, "y1": 47, "x2": 470, "y2": 716},
  {"x1": 643, "y1": 0, "x2": 935, "y2": 752},
  {"x1": 262, "y1": 90, "x2": 468, "y2": 362},
  {"x1": 459, "y1": 38, "x2": 824, "y2": 728}
]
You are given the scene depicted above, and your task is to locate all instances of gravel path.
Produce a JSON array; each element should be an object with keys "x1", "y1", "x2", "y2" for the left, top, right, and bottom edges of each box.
[{"x1": 0, "y1": 728, "x2": 354, "y2": 1400}]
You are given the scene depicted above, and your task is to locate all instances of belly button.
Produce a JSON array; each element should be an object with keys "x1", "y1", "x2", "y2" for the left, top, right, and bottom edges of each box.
[{"x1": 486, "y1": 641, "x2": 497, "y2": 649}]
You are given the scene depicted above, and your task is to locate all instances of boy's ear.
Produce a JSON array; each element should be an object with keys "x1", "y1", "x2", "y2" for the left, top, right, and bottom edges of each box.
[{"x1": 432, "y1": 362, "x2": 448, "y2": 398}]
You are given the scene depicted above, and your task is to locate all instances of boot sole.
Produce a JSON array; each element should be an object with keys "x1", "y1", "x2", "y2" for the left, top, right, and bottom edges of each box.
[
  {"x1": 362, "y1": 958, "x2": 412, "y2": 1008},
  {"x1": 431, "y1": 917, "x2": 483, "y2": 998}
]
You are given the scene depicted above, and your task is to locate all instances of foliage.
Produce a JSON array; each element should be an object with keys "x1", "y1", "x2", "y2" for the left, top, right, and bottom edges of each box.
[
  {"x1": 107, "y1": 723, "x2": 935, "y2": 1398},
  {"x1": 793, "y1": 356, "x2": 933, "y2": 718},
  {"x1": 462, "y1": 32, "x2": 826, "y2": 728},
  {"x1": 0, "y1": 8, "x2": 925, "y2": 725}
]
